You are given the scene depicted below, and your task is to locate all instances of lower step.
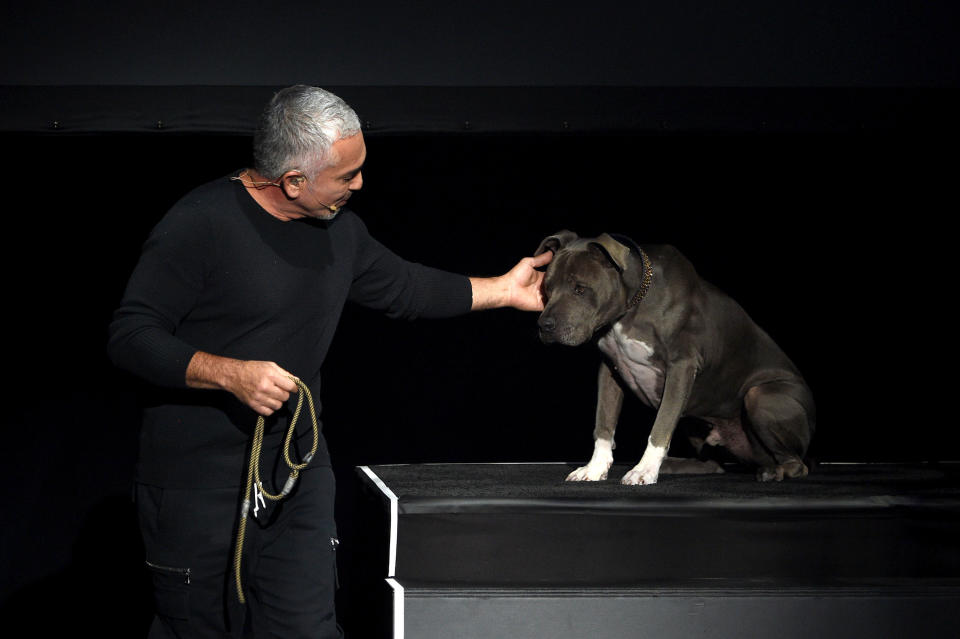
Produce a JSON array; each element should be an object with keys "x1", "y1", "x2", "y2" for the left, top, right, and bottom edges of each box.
[{"x1": 378, "y1": 579, "x2": 960, "y2": 639}]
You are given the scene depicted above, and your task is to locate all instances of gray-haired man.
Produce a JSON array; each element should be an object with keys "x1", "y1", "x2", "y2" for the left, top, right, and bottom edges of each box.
[{"x1": 109, "y1": 85, "x2": 550, "y2": 638}]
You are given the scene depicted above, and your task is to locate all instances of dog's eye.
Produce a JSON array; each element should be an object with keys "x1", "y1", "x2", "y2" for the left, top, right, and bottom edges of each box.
[{"x1": 574, "y1": 284, "x2": 586, "y2": 295}]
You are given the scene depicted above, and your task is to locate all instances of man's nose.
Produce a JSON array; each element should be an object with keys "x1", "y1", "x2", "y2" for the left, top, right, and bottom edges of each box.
[{"x1": 350, "y1": 171, "x2": 363, "y2": 190}]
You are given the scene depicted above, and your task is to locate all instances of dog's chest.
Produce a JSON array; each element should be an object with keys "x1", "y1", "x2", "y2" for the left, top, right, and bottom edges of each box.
[{"x1": 597, "y1": 322, "x2": 664, "y2": 407}]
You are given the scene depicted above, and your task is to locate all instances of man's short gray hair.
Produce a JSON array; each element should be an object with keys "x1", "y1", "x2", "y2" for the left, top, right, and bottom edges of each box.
[{"x1": 253, "y1": 85, "x2": 362, "y2": 180}]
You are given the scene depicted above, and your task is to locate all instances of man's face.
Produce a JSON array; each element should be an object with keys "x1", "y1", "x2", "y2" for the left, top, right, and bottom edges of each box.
[{"x1": 298, "y1": 132, "x2": 366, "y2": 220}]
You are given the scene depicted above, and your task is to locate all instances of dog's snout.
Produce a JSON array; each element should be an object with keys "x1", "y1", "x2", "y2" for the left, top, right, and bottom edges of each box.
[{"x1": 538, "y1": 315, "x2": 557, "y2": 333}]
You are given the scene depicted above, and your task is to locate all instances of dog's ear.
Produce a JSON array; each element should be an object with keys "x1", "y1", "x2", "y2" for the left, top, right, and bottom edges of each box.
[
  {"x1": 535, "y1": 230, "x2": 578, "y2": 256},
  {"x1": 588, "y1": 234, "x2": 631, "y2": 273}
]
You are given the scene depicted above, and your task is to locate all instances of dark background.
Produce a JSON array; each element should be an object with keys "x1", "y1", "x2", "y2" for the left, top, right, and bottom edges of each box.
[{"x1": 1, "y1": 1, "x2": 957, "y2": 635}]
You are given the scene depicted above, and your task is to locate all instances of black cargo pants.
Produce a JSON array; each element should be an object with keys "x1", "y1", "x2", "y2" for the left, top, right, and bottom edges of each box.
[{"x1": 136, "y1": 466, "x2": 342, "y2": 638}]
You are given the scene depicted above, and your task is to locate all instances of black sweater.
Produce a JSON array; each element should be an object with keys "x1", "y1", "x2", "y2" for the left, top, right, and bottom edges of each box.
[{"x1": 108, "y1": 174, "x2": 472, "y2": 488}]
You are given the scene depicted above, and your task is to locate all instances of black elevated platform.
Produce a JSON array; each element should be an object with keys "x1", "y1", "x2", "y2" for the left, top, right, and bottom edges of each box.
[{"x1": 349, "y1": 462, "x2": 960, "y2": 638}]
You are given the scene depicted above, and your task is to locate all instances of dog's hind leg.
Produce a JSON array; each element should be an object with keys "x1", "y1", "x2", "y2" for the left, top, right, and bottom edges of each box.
[
  {"x1": 567, "y1": 361, "x2": 622, "y2": 481},
  {"x1": 658, "y1": 457, "x2": 725, "y2": 474},
  {"x1": 743, "y1": 381, "x2": 816, "y2": 482}
]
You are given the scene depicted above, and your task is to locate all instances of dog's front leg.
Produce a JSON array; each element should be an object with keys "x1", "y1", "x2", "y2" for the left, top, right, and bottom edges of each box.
[
  {"x1": 567, "y1": 361, "x2": 622, "y2": 481},
  {"x1": 622, "y1": 359, "x2": 698, "y2": 486}
]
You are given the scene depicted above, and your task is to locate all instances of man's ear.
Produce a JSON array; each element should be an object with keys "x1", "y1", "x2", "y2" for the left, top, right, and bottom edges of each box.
[
  {"x1": 280, "y1": 171, "x2": 307, "y2": 198},
  {"x1": 535, "y1": 230, "x2": 578, "y2": 257}
]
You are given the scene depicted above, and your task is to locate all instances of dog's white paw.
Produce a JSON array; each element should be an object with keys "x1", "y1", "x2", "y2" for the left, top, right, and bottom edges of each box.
[
  {"x1": 621, "y1": 439, "x2": 666, "y2": 486},
  {"x1": 566, "y1": 437, "x2": 614, "y2": 482},
  {"x1": 566, "y1": 464, "x2": 609, "y2": 482},
  {"x1": 621, "y1": 465, "x2": 660, "y2": 485}
]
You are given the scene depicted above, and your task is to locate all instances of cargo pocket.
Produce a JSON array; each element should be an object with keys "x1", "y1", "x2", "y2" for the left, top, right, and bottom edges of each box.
[{"x1": 145, "y1": 560, "x2": 191, "y2": 622}]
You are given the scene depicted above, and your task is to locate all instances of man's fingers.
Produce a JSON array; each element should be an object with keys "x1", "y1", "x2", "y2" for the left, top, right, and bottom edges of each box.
[
  {"x1": 530, "y1": 251, "x2": 553, "y2": 269},
  {"x1": 277, "y1": 374, "x2": 300, "y2": 394},
  {"x1": 252, "y1": 390, "x2": 288, "y2": 416},
  {"x1": 264, "y1": 362, "x2": 300, "y2": 394}
]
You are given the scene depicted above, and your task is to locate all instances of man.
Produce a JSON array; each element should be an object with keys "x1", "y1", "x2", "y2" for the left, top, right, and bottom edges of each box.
[{"x1": 108, "y1": 85, "x2": 551, "y2": 638}]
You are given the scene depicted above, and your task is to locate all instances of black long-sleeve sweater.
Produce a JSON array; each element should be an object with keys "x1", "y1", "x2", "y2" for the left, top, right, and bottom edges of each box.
[{"x1": 108, "y1": 174, "x2": 472, "y2": 488}]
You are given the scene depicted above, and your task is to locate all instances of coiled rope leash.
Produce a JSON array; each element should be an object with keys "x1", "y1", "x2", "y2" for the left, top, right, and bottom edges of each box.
[{"x1": 233, "y1": 376, "x2": 320, "y2": 604}]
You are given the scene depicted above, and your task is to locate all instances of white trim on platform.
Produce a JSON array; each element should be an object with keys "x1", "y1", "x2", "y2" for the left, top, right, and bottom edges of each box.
[
  {"x1": 386, "y1": 577, "x2": 404, "y2": 639},
  {"x1": 372, "y1": 461, "x2": 577, "y2": 467},
  {"x1": 359, "y1": 465, "x2": 399, "y2": 577}
]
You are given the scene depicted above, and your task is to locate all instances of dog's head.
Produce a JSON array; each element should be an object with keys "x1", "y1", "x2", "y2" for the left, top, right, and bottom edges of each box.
[{"x1": 535, "y1": 230, "x2": 640, "y2": 346}]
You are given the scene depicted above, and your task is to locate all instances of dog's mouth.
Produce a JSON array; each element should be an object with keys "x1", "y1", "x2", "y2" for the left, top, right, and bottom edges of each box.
[
  {"x1": 538, "y1": 327, "x2": 558, "y2": 344},
  {"x1": 537, "y1": 320, "x2": 588, "y2": 346},
  {"x1": 538, "y1": 309, "x2": 611, "y2": 346}
]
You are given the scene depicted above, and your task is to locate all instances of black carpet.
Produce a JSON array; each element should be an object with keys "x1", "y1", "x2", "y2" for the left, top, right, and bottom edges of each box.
[{"x1": 368, "y1": 461, "x2": 960, "y2": 506}]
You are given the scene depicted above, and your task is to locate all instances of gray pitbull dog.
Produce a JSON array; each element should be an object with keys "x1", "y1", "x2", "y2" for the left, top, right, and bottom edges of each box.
[{"x1": 536, "y1": 231, "x2": 815, "y2": 485}]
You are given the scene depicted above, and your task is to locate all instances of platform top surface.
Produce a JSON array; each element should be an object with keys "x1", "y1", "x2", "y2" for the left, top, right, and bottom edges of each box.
[{"x1": 357, "y1": 462, "x2": 960, "y2": 512}]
